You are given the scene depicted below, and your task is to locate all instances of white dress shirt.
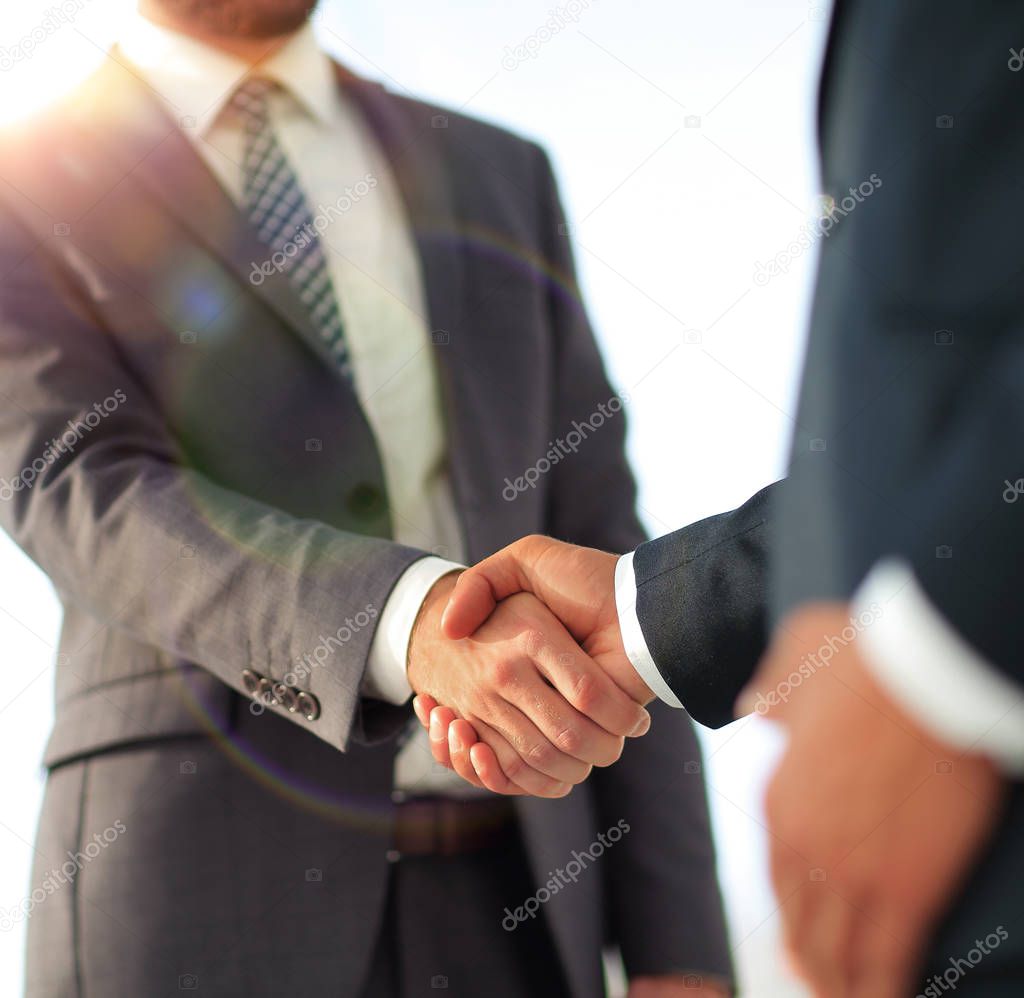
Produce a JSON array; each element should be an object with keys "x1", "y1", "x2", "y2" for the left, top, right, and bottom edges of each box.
[
  {"x1": 119, "y1": 13, "x2": 473, "y2": 794},
  {"x1": 616, "y1": 550, "x2": 1024, "y2": 774}
]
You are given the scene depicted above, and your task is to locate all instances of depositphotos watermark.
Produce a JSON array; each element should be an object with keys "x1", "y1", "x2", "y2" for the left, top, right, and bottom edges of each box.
[
  {"x1": 0, "y1": 1, "x2": 94, "y2": 71},
  {"x1": 0, "y1": 820, "x2": 127, "y2": 931},
  {"x1": 917, "y1": 926, "x2": 1008, "y2": 997},
  {"x1": 250, "y1": 604, "x2": 378, "y2": 715},
  {"x1": 502, "y1": 819, "x2": 629, "y2": 931},
  {"x1": 501, "y1": 0, "x2": 596, "y2": 71},
  {"x1": 502, "y1": 392, "x2": 629, "y2": 502},
  {"x1": 0, "y1": 390, "x2": 127, "y2": 502},
  {"x1": 248, "y1": 174, "x2": 378, "y2": 286},
  {"x1": 753, "y1": 173, "x2": 882, "y2": 287},
  {"x1": 748, "y1": 603, "x2": 883, "y2": 715}
]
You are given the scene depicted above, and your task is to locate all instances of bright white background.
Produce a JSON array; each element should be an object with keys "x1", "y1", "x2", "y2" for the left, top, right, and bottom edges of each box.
[{"x1": 0, "y1": 1, "x2": 831, "y2": 994}]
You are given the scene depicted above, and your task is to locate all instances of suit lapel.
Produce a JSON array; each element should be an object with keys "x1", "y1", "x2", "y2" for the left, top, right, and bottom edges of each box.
[
  {"x1": 76, "y1": 52, "x2": 477, "y2": 553},
  {"x1": 73, "y1": 52, "x2": 346, "y2": 381}
]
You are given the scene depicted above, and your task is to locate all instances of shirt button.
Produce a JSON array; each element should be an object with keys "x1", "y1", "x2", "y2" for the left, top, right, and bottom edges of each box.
[
  {"x1": 346, "y1": 482, "x2": 386, "y2": 519},
  {"x1": 386, "y1": 849, "x2": 402, "y2": 864}
]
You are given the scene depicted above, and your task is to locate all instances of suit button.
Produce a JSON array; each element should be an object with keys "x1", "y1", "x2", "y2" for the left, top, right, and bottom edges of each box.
[
  {"x1": 346, "y1": 482, "x2": 386, "y2": 519},
  {"x1": 241, "y1": 669, "x2": 261, "y2": 696},
  {"x1": 273, "y1": 682, "x2": 299, "y2": 713},
  {"x1": 297, "y1": 691, "x2": 321, "y2": 721},
  {"x1": 256, "y1": 677, "x2": 276, "y2": 705}
]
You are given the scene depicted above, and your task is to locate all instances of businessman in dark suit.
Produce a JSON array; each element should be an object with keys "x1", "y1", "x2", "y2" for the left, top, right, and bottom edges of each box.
[
  {"x1": 420, "y1": 1, "x2": 1024, "y2": 994},
  {"x1": 0, "y1": 2, "x2": 734, "y2": 996}
]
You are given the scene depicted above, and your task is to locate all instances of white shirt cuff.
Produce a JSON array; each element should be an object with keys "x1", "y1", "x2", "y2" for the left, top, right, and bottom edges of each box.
[
  {"x1": 363, "y1": 556, "x2": 464, "y2": 706},
  {"x1": 614, "y1": 551, "x2": 684, "y2": 709},
  {"x1": 854, "y1": 559, "x2": 1024, "y2": 774}
]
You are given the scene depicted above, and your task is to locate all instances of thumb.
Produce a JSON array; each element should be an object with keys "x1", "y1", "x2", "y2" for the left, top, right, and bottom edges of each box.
[
  {"x1": 441, "y1": 540, "x2": 542, "y2": 639},
  {"x1": 440, "y1": 569, "x2": 501, "y2": 639}
]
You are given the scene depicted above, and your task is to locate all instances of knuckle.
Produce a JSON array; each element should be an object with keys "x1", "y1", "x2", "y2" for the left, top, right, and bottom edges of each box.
[
  {"x1": 501, "y1": 754, "x2": 525, "y2": 781},
  {"x1": 525, "y1": 739, "x2": 556, "y2": 770},
  {"x1": 489, "y1": 658, "x2": 520, "y2": 690},
  {"x1": 571, "y1": 672, "x2": 601, "y2": 715},
  {"x1": 553, "y1": 725, "x2": 583, "y2": 756},
  {"x1": 517, "y1": 627, "x2": 547, "y2": 660}
]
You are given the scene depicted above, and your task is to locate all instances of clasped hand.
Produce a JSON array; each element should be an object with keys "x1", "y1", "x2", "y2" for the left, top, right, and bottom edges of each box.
[{"x1": 406, "y1": 537, "x2": 653, "y2": 797}]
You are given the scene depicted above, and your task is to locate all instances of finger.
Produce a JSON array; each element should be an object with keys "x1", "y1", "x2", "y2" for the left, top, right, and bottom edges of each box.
[
  {"x1": 428, "y1": 706, "x2": 458, "y2": 769},
  {"x1": 446, "y1": 719, "x2": 487, "y2": 790},
  {"x1": 441, "y1": 567, "x2": 502, "y2": 639},
  {"x1": 504, "y1": 668, "x2": 626, "y2": 767},
  {"x1": 534, "y1": 635, "x2": 649, "y2": 739},
  {"x1": 413, "y1": 694, "x2": 438, "y2": 729},
  {"x1": 472, "y1": 716, "x2": 574, "y2": 798},
  {"x1": 466, "y1": 741, "x2": 522, "y2": 795},
  {"x1": 475, "y1": 693, "x2": 593, "y2": 786},
  {"x1": 441, "y1": 540, "x2": 547, "y2": 640}
]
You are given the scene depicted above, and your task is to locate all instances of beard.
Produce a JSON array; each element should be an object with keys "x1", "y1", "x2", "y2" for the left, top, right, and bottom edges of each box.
[{"x1": 140, "y1": 0, "x2": 320, "y2": 39}]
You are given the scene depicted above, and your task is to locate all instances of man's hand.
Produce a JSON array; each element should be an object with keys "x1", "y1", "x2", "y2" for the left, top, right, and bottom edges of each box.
[
  {"x1": 406, "y1": 572, "x2": 651, "y2": 798},
  {"x1": 411, "y1": 538, "x2": 655, "y2": 794},
  {"x1": 743, "y1": 603, "x2": 1005, "y2": 998},
  {"x1": 442, "y1": 535, "x2": 653, "y2": 703}
]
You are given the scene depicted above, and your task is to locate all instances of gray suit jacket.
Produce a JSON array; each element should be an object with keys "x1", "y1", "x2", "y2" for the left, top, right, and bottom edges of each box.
[{"x1": 0, "y1": 56, "x2": 730, "y2": 997}]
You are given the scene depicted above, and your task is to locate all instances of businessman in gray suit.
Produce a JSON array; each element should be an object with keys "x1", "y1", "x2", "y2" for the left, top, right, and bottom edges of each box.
[{"x1": 0, "y1": 1, "x2": 735, "y2": 996}]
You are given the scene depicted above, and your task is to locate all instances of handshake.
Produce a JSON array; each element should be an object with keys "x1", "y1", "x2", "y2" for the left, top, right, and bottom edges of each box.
[{"x1": 406, "y1": 535, "x2": 654, "y2": 798}]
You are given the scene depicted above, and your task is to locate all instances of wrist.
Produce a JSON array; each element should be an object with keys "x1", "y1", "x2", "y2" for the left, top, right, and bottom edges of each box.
[{"x1": 407, "y1": 570, "x2": 461, "y2": 690}]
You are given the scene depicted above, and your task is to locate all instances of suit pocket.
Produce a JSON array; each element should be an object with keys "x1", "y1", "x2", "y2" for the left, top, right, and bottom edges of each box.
[{"x1": 43, "y1": 665, "x2": 235, "y2": 769}]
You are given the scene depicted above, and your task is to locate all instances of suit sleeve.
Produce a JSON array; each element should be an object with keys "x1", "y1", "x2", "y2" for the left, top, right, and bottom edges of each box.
[
  {"x1": 630, "y1": 484, "x2": 776, "y2": 728},
  {"x1": 0, "y1": 208, "x2": 427, "y2": 753},
  {"x1": 775, "y1": 0, "x2": 1024, "y2": 688}
]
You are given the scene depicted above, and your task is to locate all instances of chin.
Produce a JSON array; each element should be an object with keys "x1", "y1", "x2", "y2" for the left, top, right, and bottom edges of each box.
[{"x1": 146, "y1": 0, "x2": 319, "y2": 39}]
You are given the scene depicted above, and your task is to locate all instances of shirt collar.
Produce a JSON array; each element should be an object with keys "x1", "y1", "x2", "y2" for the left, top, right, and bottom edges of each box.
[{"x1": 117, "y1": 12, "x2": 338, "y2": 134}]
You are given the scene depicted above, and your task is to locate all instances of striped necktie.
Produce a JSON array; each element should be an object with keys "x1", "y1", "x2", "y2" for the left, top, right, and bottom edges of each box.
[{"x1": 229, "y1": 77, "x2": 353, "y2": 382}]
